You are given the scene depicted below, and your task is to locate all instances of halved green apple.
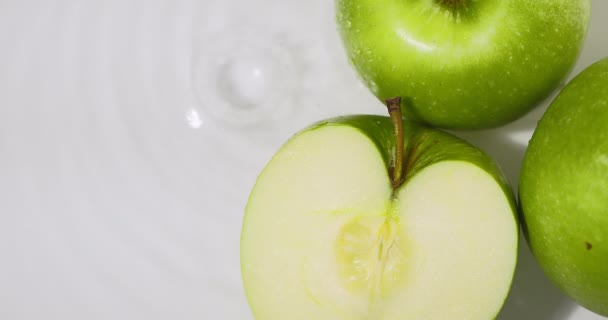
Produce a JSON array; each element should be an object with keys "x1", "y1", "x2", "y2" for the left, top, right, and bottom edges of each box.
[{"x1": 241, "y1": 100, "x2": 518, "y2": 319}]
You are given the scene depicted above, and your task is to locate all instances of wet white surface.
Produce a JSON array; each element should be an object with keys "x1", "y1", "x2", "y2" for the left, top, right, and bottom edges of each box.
[{"x1": 0, "y1": 1, "x2": 607, "y2": 319}]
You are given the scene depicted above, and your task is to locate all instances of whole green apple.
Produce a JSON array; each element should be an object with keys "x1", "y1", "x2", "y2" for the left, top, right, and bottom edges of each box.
[
  {"x1": 241, "y1": 99, "x2": 518, "y2": 319},
  {"x1": 520, "y1": 57, "x2": 608, "y2": 316},
  {"x1": 336, "y1": 0, "x2": 590, "y2": 129}
]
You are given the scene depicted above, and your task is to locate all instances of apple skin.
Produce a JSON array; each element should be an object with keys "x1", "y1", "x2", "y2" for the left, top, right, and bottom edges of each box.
[
  {"x1": 336, "y1": 0, "x2": 590, "y2": 129},
  {"x1": 520, "y1": 57, "x2": 608, "y2": 316},
  {"x1": 307, "y1": 116, "x2": 515, "y2": 196},
  {"x1": 242, "y1": 115, "x2": 519, "y2": 319}
]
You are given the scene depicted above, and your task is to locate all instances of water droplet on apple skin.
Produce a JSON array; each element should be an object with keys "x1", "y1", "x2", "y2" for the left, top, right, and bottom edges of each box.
[{"x1": 367, "y1": 80, "x2": 379, "y2": 95}]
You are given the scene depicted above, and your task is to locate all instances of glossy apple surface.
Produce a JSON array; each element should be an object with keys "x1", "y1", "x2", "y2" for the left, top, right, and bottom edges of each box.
[
  {"x1": 520, "y1": 57, "x2": 608, "y2": 316},
  {"x1": 336, "y1": 0, "x2": 590, "y2": 129},
  {"x1": 241, "y1": 115, "x2": 518, "y2": 319}
]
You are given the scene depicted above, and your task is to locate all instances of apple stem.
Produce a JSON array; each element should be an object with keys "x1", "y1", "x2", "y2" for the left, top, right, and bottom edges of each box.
[{"x1": 385, "y1": 97, "x2": 405, "y2": 190}]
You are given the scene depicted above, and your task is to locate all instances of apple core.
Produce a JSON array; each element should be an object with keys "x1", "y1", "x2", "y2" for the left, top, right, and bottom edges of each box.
[{"x1": 334, "y1": 206, "x2": 409, "y2": 297}]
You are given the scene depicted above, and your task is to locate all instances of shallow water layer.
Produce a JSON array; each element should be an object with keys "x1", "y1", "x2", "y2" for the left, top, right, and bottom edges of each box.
[{"x1": 0, "y1": 1, "x2": 606, "y2": 319}]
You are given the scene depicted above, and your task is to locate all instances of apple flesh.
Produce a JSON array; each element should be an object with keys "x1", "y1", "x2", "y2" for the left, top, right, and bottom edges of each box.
[
  {"x1": 336, "y1": 0, "x2": 590, "y2": 129},
  {"x1": 520, "y1": 57, "x2": 608, "y2": 316},
  {"x1": 241, "y1": 114, "x2": 518, "y2": 319}
]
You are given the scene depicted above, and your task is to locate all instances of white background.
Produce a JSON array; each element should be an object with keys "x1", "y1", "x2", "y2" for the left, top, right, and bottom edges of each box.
[{"x1": 0, "y1": 1, "x2": 606, "y2": 319}]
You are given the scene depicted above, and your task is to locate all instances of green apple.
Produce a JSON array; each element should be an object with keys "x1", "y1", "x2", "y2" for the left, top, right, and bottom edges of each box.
[
  {"x1": 520, "y1": 57, "x2": 608, "y2": 316},
  {"x1": 241, "y1": 99, "x2": 518, "y2": 319},
  {"x1": 336, "y1": 0, "x2": 590, "y2": 129}
]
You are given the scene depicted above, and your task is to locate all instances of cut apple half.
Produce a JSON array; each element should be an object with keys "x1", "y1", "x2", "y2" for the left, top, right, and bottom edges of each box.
[{"x1": 241, "y1": 112, "x2": 518, "y2": 319}]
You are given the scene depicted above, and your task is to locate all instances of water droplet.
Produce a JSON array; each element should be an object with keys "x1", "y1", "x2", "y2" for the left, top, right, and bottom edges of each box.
[
  {"x1": 186, "y1": 108, "x2": 203, "y2": 129},
  {"x1": 366, "y1": 79, "x2": 379, "y2": 95},
  {"x1": 193, "y1": 33, "x2": 296, "y2": 126},
  {"x1": 216, "y1": 57, "x2": 272, "y2": 109}
]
